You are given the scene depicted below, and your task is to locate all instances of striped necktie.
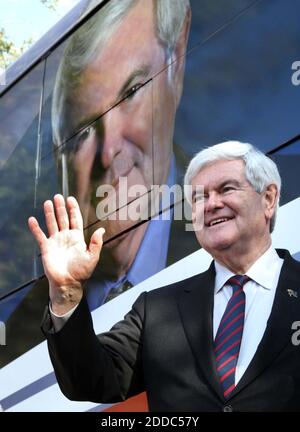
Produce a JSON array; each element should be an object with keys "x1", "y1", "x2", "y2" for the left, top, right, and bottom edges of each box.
[{"x1": 214, "y1": 274, "x2": 250, "y2": 399}]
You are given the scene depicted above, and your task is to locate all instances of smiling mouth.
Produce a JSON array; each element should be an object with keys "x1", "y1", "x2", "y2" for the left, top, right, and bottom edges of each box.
[{"x1": 208, "y1": 217, "x2": 233, "y2": 227}]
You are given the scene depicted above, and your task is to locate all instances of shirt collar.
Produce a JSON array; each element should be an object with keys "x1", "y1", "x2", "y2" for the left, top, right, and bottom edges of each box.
[{"x1": 214, "y1": 246, "x2": 283, "y2": 293}]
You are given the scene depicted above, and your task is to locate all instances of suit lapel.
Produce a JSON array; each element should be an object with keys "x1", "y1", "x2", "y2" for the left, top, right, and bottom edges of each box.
[
  {"x1": 230, "y1": 249, "x2": 300, "y2": 399},
  {"x1": 177, "y1": 262, "x2": 224, "y2": 401},
  {"x1": 177, "y1": 250, "x2": 300, "y2": 402}
]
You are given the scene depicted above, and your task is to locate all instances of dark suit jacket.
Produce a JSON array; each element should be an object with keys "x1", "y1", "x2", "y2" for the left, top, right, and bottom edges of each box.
[{"x1": 42, "y1": 249, "x2": 300, "y2": 411}]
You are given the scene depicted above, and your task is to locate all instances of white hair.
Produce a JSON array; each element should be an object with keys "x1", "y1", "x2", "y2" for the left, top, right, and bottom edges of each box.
[
  {"x1": 51, "y1": 0, "x2": 190, "y2": 148},
  {"x1": 184, "y1": 141, "x2": 281, "y2": 233}
]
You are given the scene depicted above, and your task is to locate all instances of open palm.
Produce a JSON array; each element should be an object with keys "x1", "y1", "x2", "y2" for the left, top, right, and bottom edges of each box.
[{"x1": 28, "y1": 194, "x2": 105, "y2": 313}]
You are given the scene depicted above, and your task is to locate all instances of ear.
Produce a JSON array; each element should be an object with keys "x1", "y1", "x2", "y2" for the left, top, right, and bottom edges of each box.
[
  {"x1": 264, "y1": 183, "x2": 279, "y2": 223},
  {"x1": 170, "y1": 8, "x2": 191, "y2": 107}
]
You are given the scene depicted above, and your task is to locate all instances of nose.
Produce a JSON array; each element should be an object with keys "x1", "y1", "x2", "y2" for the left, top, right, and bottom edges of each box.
[
  {"x1": 205, "y1": 191, "x2": 224, "y2": 213},
  {"x1": 96, "y1": 108, "x2": 123, "y2": 170}
]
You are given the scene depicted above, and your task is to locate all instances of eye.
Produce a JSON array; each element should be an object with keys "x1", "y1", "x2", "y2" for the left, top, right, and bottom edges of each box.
[
  {"x1": 123, "y1": 83, "x2": 143, "y2": 101},
  {"x1": 222, "y1": 185, "x2": 235, "y2": 193},
  {"x1": 193, "y1": 194, "x2": 206, "y2": 204},
  {"x1": 73, "y1": 126, "x2": 94, "y2": 152},
  {"x1": 79, "y1": 126, "x2": 92, "y2": 141}
]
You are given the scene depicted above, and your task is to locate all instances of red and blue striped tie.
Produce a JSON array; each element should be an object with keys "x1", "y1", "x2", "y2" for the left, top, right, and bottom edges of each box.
[{"x1": 214, "y1": 275, "x2": 250, "y2": 399}]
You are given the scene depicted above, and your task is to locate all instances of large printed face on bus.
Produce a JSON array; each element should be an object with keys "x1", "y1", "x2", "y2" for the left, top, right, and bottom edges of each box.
[{"x1": 59, "y1": 0, "x2": 188, "y2": 278}]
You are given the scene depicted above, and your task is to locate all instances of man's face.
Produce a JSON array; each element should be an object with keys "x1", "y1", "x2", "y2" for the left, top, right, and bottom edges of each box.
[
  {"x1": 60, "y1": 0, "x2": 185, "y2": 274},
  {"x1": 191, "y1": 159, "x2": 275, "y2": 258}
]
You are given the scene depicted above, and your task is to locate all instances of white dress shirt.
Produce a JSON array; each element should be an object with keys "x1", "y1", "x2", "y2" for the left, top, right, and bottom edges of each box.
[
  {"x1": 214, "y1": 246, "x2": 283, "y2": 384},
  {"x1": 50, "y1": 303, "x2": 77, "y2": 332}
]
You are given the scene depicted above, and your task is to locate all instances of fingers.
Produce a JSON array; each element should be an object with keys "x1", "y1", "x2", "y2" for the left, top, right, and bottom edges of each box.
[
  {"x1": 53, "y1": 194, "x2": 70, "y2": 231},
  {"x1": 44, "y1": 199, "x2": 59, "y2": 236},
  {"x1": 39, "y1": 195, "x2": 83, "y2": 238},
  {"x1": 28, "y1": 217, "x2": 47, "y2": 253},
  {"x1": 66, "y1": 196, "x2": 83, "y2": 231},
  {"x1": 89, "y1": 227, "x2": 105, "y2": 260}
]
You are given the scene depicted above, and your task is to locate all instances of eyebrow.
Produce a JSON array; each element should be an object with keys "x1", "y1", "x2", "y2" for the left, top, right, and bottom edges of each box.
[{"x1": 191, "y1": 179, "x2": 242, "y2": 201}]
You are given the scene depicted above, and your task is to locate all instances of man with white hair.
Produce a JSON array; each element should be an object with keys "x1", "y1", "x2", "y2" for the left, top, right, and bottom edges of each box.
[
  {"x1": 30, "y1": 140, "x2": 300, "y2": 411},
  {"x1": 49, "y1": 0, "x2": 194, "y2": 309}
]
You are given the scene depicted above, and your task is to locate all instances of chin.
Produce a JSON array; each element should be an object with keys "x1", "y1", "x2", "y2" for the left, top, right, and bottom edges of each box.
[
  {"x1": 99, "y1": 236, "x2": 132, "y2": 279},
  {"x1": 204, "y1": 236, "x2": 237, "y2": 254},
  {"x1": 103, "y1": 229, "x2": 129, "y2": 249}
]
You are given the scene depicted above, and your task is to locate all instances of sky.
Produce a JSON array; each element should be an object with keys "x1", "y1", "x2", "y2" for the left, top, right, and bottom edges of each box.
[{"x1": 1, "y1": 0, "x2": 81, "y2": 49}]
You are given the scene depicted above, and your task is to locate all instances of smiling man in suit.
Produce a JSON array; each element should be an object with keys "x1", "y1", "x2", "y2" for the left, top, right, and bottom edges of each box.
[{"x1": 29, "y1": 141, "x2": 300, "y2": 411}]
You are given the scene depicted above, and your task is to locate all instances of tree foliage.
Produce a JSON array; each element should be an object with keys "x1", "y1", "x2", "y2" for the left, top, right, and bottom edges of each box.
[
  {"x1": 40, "y1": 0, "x2": 60, "y2": 12},
  {"x1": 0, "y1": 0, "x2": 60, "y2": 69},
  {"x1": 0, "y1": 27, "x2": 33, "y2": 69}
]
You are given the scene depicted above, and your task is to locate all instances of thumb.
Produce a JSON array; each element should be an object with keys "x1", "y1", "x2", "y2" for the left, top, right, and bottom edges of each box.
[{"x1": 89, "y1": 227, "x2": 105, "y2": 259}]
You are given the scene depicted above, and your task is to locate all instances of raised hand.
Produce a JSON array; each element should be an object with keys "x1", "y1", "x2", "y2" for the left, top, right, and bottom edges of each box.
[{"x1": 28, "y1": 194, "x2": 105, "y2": 315}]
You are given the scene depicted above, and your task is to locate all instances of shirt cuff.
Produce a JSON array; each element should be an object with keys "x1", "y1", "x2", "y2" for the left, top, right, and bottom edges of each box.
[{"x1": 49, "y1": 302, "x2": 79, "y2": 333}]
